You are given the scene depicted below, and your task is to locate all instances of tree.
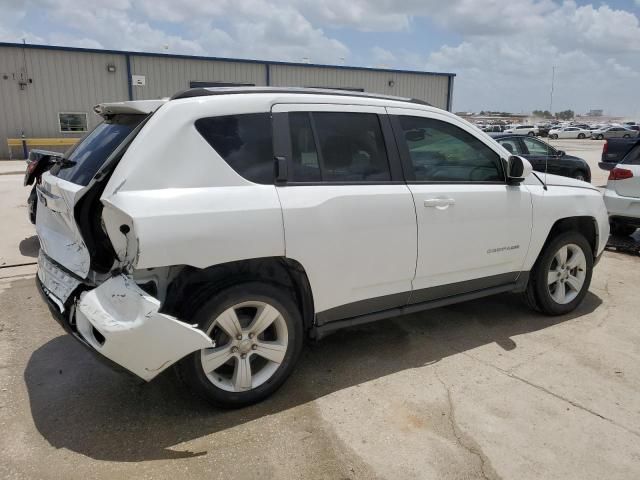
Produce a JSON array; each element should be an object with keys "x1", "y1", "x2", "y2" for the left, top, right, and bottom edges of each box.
[
  {"x1": 532, "y1": 110, "x2": 553, "y2": 119},
  {"x1": 555, "y1": 110, "x2": 575, "y2": 120}
]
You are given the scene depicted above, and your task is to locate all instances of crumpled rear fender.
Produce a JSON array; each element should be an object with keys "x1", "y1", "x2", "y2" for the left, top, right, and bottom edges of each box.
[{"x1": 75, "y1": 274, "x2": 213, "y2": 381}]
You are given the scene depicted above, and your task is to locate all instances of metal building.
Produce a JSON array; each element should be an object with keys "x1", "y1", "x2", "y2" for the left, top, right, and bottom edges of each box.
[{"x1": 0, "y1": 42, "x2": 455, "y2": 158}]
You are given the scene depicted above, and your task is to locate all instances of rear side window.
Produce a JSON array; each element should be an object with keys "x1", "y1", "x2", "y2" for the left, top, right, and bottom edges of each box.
[
  {"x1": 52, "y1": 114, "x2": 146, "y2": 186},
  {"x1": 497, "y1": 138, "x2": 524, "y2": 155},
  {"x1": 195, "y1": 113, "x2": 274, "y2": 184},
  {"x1": 623, "y1": 145, "x2": 640, "y2": 165},
  {"x1": 289, "y1": 112, "x2": 391, "y2": 182}
]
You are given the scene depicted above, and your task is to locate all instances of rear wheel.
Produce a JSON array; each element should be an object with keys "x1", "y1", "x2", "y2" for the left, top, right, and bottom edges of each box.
[
  {"x1": 177, "y1": 282, "x2": 303, "y2": 408},
  {"x1": 610, "y1": 222, "x2": 637, "y2": 237},
  {"x1": 623, "y1": 134, "x2": 631, "y2": 138},
  {"x1": 528, "y1": 131, "x2": 535, "y2": 136},
  {"x1": 524, "y1": 232, "x2": 593, "y2": 316},
  {"x1": 597, "y1": 134, "x2": 604, "y2": 140},
  {"x1": 578, "y1": 133, "x2": 585, "y2": 139},
  {"x1": 572, "y1": 170, "x2": 587, "y2": 181},
  {"x1": 550, "y1": 134, "x2": 558, "y2": 139}
]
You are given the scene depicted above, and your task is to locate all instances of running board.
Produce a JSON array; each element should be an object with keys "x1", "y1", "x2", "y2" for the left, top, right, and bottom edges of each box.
[{"x1": 311, "y1": 282, "x2": 519, "y2": 340}]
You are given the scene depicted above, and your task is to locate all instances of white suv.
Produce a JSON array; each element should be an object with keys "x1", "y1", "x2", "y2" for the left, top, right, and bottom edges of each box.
[
  {"x1": 504, "y1": 125, "x2": 539, "y2": 136},
  {"x1": 35, "y1": 87, "x2": 609, "y2": 407},
  {"x1": 603, "y1": 143, "x2": 640, "y2": 236}
]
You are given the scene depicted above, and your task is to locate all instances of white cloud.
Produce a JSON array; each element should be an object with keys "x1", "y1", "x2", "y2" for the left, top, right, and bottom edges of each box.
[{"x1": 0, "y1": 0, "x2": 638, "y2": 115}]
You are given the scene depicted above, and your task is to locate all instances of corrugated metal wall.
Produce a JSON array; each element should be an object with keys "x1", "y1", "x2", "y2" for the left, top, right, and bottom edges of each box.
[
  {"x1": 0, "y1": 46, "x2": 128, "y2": 157},
  {"x1": 269, "y1": 65, "x2": 450, "y2": 110},
  {"x1": 129, "y1": 56, "x2": 266, "y2": 100},
  {"x1": 0, "y1": 44, "x2": 453, "y2": 158}
]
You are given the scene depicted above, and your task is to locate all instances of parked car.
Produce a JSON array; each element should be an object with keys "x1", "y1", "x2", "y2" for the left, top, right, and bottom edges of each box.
[
  {"x1": 504, "y1": 125, "x2": 539, "y2": 136},
  {"x1": 536, "y1": 124, "x2": 551, "y2": 137},
  {"x1": 482, "y1": 125, "x2": 505, "y2": 133},
  {"x1": 603, "y1": 143, "x2": 640, "y2": 236},
  {"x1": 24, "y1": 149, "x2": 61, "y2": 223},
  {"x1": 34, "y1": 87, "x2": 609, "y2": 408},
  {"x1": 591, "y1": 126, "x2": 637, "y2": 140},
  {"x1": 491, "y1": 134, "x2": 591, "y2": 181},
  {"x1": 548, "y1": 127, "x2": 591, "y2": 140},
  {"x1": 598, "y1": 138, "x2": 640, "y2": 171}
]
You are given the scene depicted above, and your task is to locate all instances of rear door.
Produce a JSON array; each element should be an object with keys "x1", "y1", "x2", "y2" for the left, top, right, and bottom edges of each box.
[
  {"x1": 614, "y1": 145, "x2": 640, "y2": 198},
  {"x1": 272, "y1": 104, "x2": 417, "y2": 324},
  {"x1": 36, "y1": 114, "x2": 147, "y2": 277}
]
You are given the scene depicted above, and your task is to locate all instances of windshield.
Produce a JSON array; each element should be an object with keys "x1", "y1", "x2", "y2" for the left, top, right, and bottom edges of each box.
[{"x1": 52, "y1": 114, "x2": 146, "y2": 186}]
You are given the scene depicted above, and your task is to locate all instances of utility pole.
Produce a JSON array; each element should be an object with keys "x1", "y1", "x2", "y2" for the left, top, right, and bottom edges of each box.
[{"x1": 549, "y1": 66, "x2": 556, "y2": 116}]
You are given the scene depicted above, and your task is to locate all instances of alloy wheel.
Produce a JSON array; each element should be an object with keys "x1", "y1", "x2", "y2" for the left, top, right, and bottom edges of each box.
[
  {"x1": 547, "y1": 244, "x2": 587, "y2": 305},
  {"x1": 200, "y1": 301, "x2": 289, "y2": 392}
]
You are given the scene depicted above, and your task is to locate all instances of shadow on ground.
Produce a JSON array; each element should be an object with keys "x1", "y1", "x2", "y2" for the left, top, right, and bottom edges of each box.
[
  {"x1": 24, "y1": 291, "x2": 602, "y2": 462},
  {"x1": 18, "y1": 235, "x2": 39, "y2": 258}
]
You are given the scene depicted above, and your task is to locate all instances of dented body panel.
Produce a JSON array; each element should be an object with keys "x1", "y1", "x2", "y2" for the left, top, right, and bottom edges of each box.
[{"x1": 75, "y1": 275, "x2": 213, "y2": 381}]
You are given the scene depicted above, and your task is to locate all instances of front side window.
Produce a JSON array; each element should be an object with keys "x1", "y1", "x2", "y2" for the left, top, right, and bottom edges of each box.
[
  {"x1": 523, "y1": 137, "x2": 553, "y2": 156},
  {"x1": 59, "y1": 112, "x2": 88, "y2": 133},
  {"x1": 195, "y1": 113, "x2": 274, "y2": 184},
  {"x1": 397, "y1": 115, "x2": 503, "y2": 182},
  {"x1": 289, "y1": 112, "x2": 391, "y2": 182}
]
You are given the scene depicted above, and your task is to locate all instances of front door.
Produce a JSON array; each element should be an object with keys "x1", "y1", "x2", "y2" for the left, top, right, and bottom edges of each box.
[{"x1": 387, "y1": 107, "x2": 532, "y2": 303}]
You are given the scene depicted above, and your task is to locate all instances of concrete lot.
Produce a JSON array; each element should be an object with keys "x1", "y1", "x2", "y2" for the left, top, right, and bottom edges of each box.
[{"x1": 1, "y1": 143, "x2": 640, "y2": 479}]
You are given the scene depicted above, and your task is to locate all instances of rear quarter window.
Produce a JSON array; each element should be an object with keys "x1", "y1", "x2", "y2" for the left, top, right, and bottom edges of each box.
[{"x1": 195, "y1": 113, "x2": 274, "y2": 184}]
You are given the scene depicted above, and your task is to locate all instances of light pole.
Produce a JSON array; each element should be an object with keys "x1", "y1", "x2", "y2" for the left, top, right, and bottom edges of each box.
[{"x1": 549, "y1": 65, "x2": 556, "y2": 116}]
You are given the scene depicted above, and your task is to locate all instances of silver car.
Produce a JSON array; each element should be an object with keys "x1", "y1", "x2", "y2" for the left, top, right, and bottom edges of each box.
[{"x1": 591, "y1": 126, "x2": 638, "y2": 140}]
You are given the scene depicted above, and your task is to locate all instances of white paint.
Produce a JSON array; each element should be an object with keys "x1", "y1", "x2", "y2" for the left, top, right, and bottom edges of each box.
[
  {"x1": 75, "y1": 274, "x2": 213, "y2": 381},
  {"x1": 603, "y1": 163, "x2": 640, "y2": 220}
]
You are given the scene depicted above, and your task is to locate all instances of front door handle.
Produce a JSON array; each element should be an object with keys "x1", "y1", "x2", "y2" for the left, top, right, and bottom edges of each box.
[{"x1": 424, "y1": 198, "x2": 456, "y2": 208}]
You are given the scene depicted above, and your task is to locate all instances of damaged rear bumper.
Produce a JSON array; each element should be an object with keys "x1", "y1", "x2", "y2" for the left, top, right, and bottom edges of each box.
[{"x1": 37, "y1": 260, "x2": 213, "y2": 381}]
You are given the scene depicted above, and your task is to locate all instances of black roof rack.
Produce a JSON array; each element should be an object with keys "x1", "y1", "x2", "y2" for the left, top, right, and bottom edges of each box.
[{"x1": 170, "y1": 86, "x2": 433, "y2": 107}]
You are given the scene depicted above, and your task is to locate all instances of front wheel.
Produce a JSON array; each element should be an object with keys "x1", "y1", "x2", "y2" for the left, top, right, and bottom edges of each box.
[
  {"x1": 597, "y1": 134, "x2": 604, "y2": 140},
  {"x1": 623, "y1": 134, "x2": 631, "y2": 138},
  {"x1": 572, "y1": 170, "x2": 587, "y2": 181},
  {"x1": 524, "y1": 232, "x2": 593, "y2": 316},
  {"x1": 578, "y1": 133, "x2": 585, "y2": 139},
  {"x1": 528, "y1": 131, "x2": 536, "y2": 136},
  {"x1": 550, "y1": 134, "x2": 558, "y2": 139},
  {"x1": 177, "y1": 282, "x2": 303, "y2": 408}
]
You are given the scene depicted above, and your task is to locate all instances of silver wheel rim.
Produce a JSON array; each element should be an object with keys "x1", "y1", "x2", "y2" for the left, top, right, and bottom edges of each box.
[
  {"x1": 575, "y1": 174, "x2": 585, "y2": 181},
  {"x1": 200, "y1": 301, "x2": 288, "y2": 392},
  {"x1": 547, "y1": 244, "x2": 587, "y2": 305}
]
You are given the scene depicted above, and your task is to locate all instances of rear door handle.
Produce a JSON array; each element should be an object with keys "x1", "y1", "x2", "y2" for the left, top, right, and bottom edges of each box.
[{"x1": 424, "y1": 198, "x2": 456, "y2": 208}]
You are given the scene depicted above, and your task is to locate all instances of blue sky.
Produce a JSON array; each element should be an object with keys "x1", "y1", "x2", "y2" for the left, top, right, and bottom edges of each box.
[{"x1": 1, "y1": 0, "x2": 639, "y2": 116}]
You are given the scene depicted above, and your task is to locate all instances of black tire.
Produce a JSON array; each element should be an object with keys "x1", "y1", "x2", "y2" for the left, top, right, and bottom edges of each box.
[
  {"x1": 177, "y1": 282, "x2": 304, "y2": 408},
  {"x1": 572, "y1": 170, "x2": 587, "y2": 181},
  {"x1": 578, "y1": 133, "x2": 585, "y2": 139},
  {"x1": 550, "y1": 134, "x2": 558, "y2": 139},
  {"x1": 610, "y1": 222, "x2": 637, "y2": 237},
  {"x1": 597, "y1": 134, "x2": 604, "y2": 140},
  {"x1": 524, "y1": 231, "x2": 593, "y2": 316},
  {"x1": 623, "y1": 134, "x2": 631, "y2": 138},
  {"x1": 528, "y1": 131, "x2": 535, "y2": 136}
]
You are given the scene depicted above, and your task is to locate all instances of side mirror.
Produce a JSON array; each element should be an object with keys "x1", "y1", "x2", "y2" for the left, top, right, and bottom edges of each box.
[
  {"x1": 557, "y1": 150, "x2": 565, "y2": 157},
  {"x1": 506, "y1": 155, "x2": 533, "y2": 183}
]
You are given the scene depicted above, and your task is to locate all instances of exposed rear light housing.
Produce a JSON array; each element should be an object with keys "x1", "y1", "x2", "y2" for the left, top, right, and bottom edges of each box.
[
  {"x1": 602, "y1": 140, "x2": 608, "y2": 155},
  {"x1": 608, "y1": 167, "x2": 634, "y2": 181}
]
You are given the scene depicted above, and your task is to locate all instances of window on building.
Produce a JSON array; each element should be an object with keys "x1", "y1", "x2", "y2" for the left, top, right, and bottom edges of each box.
[
  {"x1": 58, "y1": 113, "x2": 88, "y2": 133},
  {"x1": 195, "y1": 113, "x2": 274, "y2": 184},
  {"x1": 397, "y1": 115, "x2": 503, "y2": 182},
  {"x1": 289, "y1": 112, "x2": 391, "y2": 182}
]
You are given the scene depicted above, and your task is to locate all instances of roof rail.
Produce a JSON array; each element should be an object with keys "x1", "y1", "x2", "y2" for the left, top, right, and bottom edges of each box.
[{"x1": 170, "y1": 86, "x2": 433, "y2": 107}]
